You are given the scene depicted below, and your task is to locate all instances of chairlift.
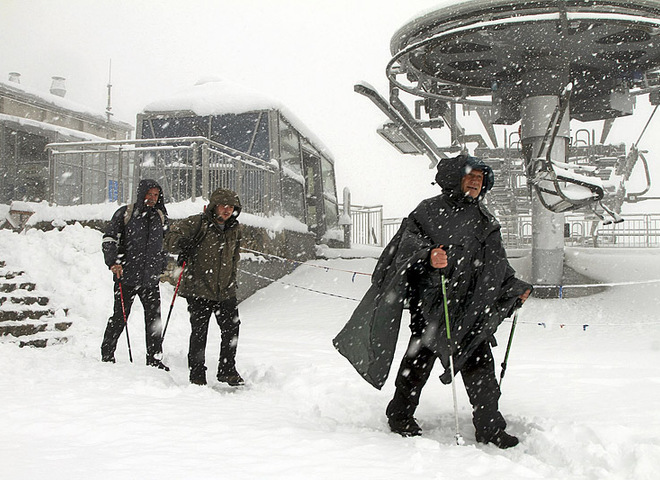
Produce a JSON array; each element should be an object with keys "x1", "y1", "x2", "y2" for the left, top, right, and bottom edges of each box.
[
  {"x1": 526, "y1": 83, "x2": 609, "y2": 217},
  {"x1": 623, "y1": 106, "x2": 660, "y2": 204}
]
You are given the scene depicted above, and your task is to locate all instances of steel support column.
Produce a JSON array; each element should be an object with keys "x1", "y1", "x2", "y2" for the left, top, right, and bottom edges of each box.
[{"x1": 520, "y1": 95, "x2": 569, "y2": 286}]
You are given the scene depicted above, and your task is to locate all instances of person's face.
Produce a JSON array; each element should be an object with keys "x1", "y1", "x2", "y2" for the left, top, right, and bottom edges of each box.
[
  {"x1": 144, "y1": 187, "x2": 160, "y2": 207},
  {"x1": 215, "y1": 204, "x2": 235, "y2": 223},
  {"x1": 461, "y1": 169, "x2": 484, "y2": 198}
]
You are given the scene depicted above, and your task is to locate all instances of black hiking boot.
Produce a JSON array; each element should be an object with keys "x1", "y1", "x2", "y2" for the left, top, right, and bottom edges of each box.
[
  {"x1": 388, "y1": 416, "x2": 422, "y2": 437},
  {"x1": 217, "y1": 368, "x2": 244, "y2": 386},
  {"x1": 147, "y1": 359, "x2": 170, "y2": 372},
  {"x1": 189, "y1": 366, "x2": 207, "y2": 386},
  {"x1": 101, "y1": 355, "x2": 115, "y2": 363},
  {"x1": 476, "y1": 429, "x2": 519, "y2": 449}
]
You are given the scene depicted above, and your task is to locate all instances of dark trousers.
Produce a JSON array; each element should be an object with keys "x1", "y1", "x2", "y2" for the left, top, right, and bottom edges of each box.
[
  {"x1": 101, "y1": 283, "x2": 163, "y2": 363},
  {"x1": 386, "y1": 336, "x2": 506, "y2": 435},
  {"x1": 187, "y1": 296, "x2": 240, "y2": 376}
]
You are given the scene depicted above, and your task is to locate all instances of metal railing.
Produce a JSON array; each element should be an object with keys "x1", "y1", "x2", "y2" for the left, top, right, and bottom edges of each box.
[
  {"x1": 47, "y1": 137, "x2": 281, "y2": 216},
  {"x1": 566, "y1": 213, "x2": 660, "y2": 248},
  {"x1": 340, "y1": 205, "x2": 384, "y2": 246},
  {"x1": 347, "y1": 208, "x2": 660, "y2": 249}
]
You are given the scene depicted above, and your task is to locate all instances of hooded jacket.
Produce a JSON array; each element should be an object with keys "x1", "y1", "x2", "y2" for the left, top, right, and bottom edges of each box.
[
  {"x1": 102, "y1": 179, "x2": 168, "y2": 287},
  {"x1": 164, "y1": 188, "x2": 242, "y2": 302},
  {"x1": 333, "y1": 155, "x2": 531, "y2": 389}
]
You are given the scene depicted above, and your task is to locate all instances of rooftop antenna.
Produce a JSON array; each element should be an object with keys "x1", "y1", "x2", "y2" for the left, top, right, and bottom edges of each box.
[{"x1": 106, "y1": 59, "x2": 113, "y2": 122}]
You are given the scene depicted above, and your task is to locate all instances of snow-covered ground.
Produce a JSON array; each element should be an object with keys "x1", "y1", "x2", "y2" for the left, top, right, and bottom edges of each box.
[{"x1": 1, "y1": 224, "x2": 659, "y2": 480}]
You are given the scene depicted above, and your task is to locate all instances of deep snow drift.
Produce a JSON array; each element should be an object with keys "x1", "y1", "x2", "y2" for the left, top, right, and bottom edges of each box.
[{"x1": 1, "y1": 224, "x2": 659, "y2": 480}]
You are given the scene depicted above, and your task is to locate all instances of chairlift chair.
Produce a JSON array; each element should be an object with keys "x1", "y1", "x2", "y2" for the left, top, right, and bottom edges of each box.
[{"x1": 525, "y1": 83, "x2": 615, "y2": 221}]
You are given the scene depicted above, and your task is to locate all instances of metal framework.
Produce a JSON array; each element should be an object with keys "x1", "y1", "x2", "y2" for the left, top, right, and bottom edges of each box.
[
  {"x1": 347, "y1": 208, "x2": 660, "y2": 249},
  {"x1": 357, "y1": 0, "x2": 660, "y2": 287},
  {"x1": 47, "y1": 137, "x2": 280, "y2": 216}
]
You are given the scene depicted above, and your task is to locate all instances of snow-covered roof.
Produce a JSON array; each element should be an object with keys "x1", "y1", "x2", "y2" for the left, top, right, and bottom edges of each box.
[
  {"x1": 0, "y1": 113, "x2": 110, "y2": 142},
  {"x1": 0, "y1": 79, "x2": 133, "y2": 131},
  {"x1": 142, "y1": 77, "x2": 283, "y2": 116},
  {"x1": 141, "y1": 77, "x2": 335, "y2": 162}
]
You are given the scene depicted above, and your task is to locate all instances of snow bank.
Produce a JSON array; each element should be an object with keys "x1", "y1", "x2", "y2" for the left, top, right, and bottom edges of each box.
[{"x1": 0, "y1": 226, "x2": 659, "y2": 479}]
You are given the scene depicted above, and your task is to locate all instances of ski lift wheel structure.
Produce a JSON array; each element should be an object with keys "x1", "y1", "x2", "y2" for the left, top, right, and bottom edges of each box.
[
  {"x1": 384, "y1": 0, "x2": 660, "y2": 287},
  {"x1": 388, "y1": 0, "x2": 660, "y2": 113}
]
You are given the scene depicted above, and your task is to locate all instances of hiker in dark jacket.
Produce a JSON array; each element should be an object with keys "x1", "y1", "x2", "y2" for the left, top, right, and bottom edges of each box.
[
  {"x1": 334, "y1": 154, "x2": 531, "y2": 448},
  {"x1": 164, "y1": 188, "x2": 244, "y2": 386},
  {"x1": 101, "y1": 179, "x2": 169, "y2": 370}
]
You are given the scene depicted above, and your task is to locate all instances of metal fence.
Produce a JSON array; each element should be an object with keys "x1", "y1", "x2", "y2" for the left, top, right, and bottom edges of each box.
[
  {"x1": 48, "y1": 145, "x2": 133, "y2": 205},
  {"x1": 342, "y1": 205, "x2": 382, "y2": 245},
  {"x1": 567, "y1": 214, "x2": 660, "y2": 248},
  {"x1": 347, "y1": 206, "x2": 660, "y2": 249},
  {"x1": 47, "y1": 137, "x2": 280, "y2": 216}
]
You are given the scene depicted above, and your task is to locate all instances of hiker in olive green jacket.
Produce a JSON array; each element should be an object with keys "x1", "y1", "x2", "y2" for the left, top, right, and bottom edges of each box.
[{"x1": 165, "y1": 188, "x2": 244, "y2": 386}]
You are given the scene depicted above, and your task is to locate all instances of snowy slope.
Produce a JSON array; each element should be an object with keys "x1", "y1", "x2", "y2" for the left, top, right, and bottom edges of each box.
[{"x1": 1, "y1": 225, "x2": 659, "y2": 479}]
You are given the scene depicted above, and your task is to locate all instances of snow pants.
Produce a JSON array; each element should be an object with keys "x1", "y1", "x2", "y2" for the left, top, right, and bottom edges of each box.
[
  {"x1": 186, "y1": 296, "x2": 240, "y2": 377},
  {"x1": 386, "y1": 336, "x2": 507, "y2": 436},
  {"x1": 101, "y1": 282, "x2": 163, "y2": 363}
]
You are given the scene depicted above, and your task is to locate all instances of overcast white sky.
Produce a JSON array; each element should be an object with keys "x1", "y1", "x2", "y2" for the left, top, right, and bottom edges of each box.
[{"x1": 2, "y1": 0, "x2": 659, "y2": 217}]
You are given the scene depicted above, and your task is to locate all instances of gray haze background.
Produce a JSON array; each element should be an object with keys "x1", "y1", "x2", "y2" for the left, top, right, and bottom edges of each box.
[{"x1": 2, "y1": 0, "x2": 659, "y2": 217}]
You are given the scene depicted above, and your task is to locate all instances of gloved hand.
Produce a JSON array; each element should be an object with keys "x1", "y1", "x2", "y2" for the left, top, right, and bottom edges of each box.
[{"x1": 177, "y1": 237, "x2": 195, "y2": 252}]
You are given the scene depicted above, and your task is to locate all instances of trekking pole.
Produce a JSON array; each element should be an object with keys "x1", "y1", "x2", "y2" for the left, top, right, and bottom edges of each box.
[
  {"x1": 499, "y1": 306, "x2": 521, "y2": 387},
  {"x1": 162, "y1": 261, "x2": 185, "y2": 339},
  {"x1": 441, "y1": 273, "x2": 465, "y2": 446},
  {"x1": 118, "y1": 281, "x2": 133, "y2": 363}
]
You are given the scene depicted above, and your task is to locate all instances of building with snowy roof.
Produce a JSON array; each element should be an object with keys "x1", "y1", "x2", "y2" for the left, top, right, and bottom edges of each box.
[
  {"x1": 0, "y1": 74, "x2": 133, "y2": 204},
  {"x1": 135, "y1": 78, "x2": 340, "y2": 243}
]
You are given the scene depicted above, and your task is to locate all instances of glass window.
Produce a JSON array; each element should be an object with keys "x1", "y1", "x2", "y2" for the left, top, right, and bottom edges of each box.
[
  {"x1": 143, "y1": 116, "x2": 209, "y2": 139},
  {"x1": 278, "y1": 115, "x2": 302, "y2": 175},
  {"x1": 1, "y1": 128, "x2": 49, "y2": 203},
  {"x1": 142, "y1": 112, "x2": 270, "y2": 161},
  {"x1": 281, "y1": 176, "x2": 305, "y2": 221},
  {"x1": 249, "y1": 113, "x2": 270, "y2": 161},
  {"x1": 320, "y1": 157, "x2": 337, "y2": 200},
  {"x1": 210, "y1": 112, "x2": 261, "y2": 153},
  {"x1": 324, "y1": 197, "x2": 339, "y2": 227}
]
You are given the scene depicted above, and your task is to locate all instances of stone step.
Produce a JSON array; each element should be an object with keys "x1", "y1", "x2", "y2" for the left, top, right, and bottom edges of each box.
[
  {"x1": 0, "y1": 296, "x2": 50, "y2": 306},
  {"x1": 0, "y1": 320, "x2": 72, "y2": 338},
  {"x1": 0, "y1": 308, "x2": 57, "y2": 322},
  {"x1": 0, "y1": 282, "x2": 37, "y2": 293},
  {"x1": 0, "y1": 271, "x2": 26, "y2": 280},
  {"x1": 19, "y1": 336, "x2": 69, "y2": 348},
  {"x1": 0, "y1": 261, "x2": 72, "y2": 348}
]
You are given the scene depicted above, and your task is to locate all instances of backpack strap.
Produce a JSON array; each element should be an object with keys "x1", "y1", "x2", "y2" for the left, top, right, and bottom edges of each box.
[
  {"x1": 191, "y1": 214, "x2": 209, "y2": 248},
  {"x1": 123, "y1": 203, "x2": 165, "y2": 226},
  {"x1": 123, "y1": 204, "x2": 134, "y2": 225}
]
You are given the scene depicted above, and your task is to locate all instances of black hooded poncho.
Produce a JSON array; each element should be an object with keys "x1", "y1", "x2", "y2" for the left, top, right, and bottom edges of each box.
[{"x1": 333, "y1": 155, "x2": 532, "y2": 389}]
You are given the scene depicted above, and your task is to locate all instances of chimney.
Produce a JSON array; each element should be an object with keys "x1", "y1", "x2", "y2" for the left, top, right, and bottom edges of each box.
[
  {"x1": 50, "y1": 76, "x2": 66, "y2": 97},
  {"x1": 8, "y1": 72, "x2": 21, "y2": 83}
]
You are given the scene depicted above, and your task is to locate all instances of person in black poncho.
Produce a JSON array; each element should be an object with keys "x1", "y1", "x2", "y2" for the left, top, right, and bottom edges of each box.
[{"x1": 334, "y1": 154, "x2": 531, "y2": 448}]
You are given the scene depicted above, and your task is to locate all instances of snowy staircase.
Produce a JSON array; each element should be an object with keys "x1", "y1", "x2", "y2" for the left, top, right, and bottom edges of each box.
[{"x1": 0, "y1": 260, "x2": 72, "y2": 347}]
